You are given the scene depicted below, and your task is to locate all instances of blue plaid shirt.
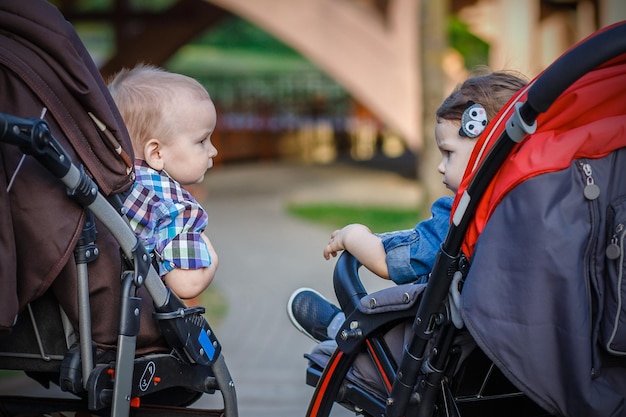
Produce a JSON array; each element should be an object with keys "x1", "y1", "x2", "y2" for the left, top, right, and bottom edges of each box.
[{"x1": 123, "y1": 159, "x2": 212, "y2": 276}]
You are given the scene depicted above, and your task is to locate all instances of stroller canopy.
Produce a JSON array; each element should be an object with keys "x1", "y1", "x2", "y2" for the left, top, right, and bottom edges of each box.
[{"x1": 0, "y1": 0, "x2": 147, "y2": 349}]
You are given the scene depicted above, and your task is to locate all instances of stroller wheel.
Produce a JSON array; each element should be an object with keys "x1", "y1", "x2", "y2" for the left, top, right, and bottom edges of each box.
[
  {"x1": 305, "y1": 330, "x2": 403, "y2": 417},
  {"x1": 306, "y1": 348, "x2": 369, "y2": 417}
]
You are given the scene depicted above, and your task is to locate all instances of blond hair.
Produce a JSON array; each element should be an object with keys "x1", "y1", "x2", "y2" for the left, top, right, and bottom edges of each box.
[{"x1": 108, "y1": 64, "x2": 211, "y2": 151}]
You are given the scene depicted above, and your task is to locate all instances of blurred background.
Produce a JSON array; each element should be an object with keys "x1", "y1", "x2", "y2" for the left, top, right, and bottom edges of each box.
[
  {"x1": 2, "y1": 2, "x2": 624, "y2": 415},
  {"x1": 49, "y1": 0, "x2": 626, "y2": 206}
]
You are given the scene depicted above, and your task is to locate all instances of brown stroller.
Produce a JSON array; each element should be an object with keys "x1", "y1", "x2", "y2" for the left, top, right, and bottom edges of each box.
[{"x1": 0, "y1": 1, "x2": 237, "y2": 416}]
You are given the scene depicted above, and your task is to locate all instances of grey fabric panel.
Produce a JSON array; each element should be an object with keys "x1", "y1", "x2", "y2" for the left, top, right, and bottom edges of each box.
[
  {"x1": 357, "y1": 283, "x2": 426, "y2": 314},
  {"x1": 462, "y1": 154, "x2": 626, "y2": 417}
]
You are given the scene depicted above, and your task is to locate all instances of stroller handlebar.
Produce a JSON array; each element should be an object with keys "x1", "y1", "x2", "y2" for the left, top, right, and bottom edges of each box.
[
  {"x1": 332, "y1": 251, "x2": 367, "y2": 317},
  {"x1": 0, "y1": 112, "x2": 72, "y2": 178}
]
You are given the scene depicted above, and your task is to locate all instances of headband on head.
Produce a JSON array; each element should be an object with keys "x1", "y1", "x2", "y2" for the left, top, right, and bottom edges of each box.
[{"x1": 459, "y1": 101, "x2": 488, "y2": 138}]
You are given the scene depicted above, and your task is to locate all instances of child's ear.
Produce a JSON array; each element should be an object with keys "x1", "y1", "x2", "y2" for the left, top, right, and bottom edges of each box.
[{"x1": 143, "y1": 139, "x2": 165, "y2": 171}]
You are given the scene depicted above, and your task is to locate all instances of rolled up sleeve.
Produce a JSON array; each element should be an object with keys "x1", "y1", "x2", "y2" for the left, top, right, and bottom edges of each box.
[
  {"x1": 156, "y1": 200, "x2": 211, "y2": 274},
  {"x1": 379, "y1": 196, "x2": 452, "y2": 284}
]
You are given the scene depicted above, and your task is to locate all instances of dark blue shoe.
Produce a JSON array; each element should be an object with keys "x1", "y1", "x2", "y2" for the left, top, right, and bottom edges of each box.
[{"x1": 287, "y1": 288, "x2": 341, "y2": 342}]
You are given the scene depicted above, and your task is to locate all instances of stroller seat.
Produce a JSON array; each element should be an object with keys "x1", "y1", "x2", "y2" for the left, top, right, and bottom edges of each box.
[{"x1": 304, "y1": 254, "x2": 550, "y2": 417}]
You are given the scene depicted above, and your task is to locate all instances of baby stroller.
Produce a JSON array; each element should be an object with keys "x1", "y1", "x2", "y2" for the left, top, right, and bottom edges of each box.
[
  {"x1": 302, "y1": 20, "x2": 626, "y2": 417},
  {"x1": 0, "y1": 1, "x2": 237, "y2": 416}
]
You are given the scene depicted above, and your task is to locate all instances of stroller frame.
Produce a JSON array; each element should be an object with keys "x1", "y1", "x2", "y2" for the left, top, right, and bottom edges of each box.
[
  {"x1": 303, "y1": 21, "x2": 626, "y2": 417},
  {"x1": 0, "y1": 114, "x2": 238, "y2": 417}
]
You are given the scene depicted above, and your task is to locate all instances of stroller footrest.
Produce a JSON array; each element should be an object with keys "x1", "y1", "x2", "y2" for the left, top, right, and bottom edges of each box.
[
  {"x1": 85, "y1": 353, "x2": 217, "y2": 411},
  {"x1": 130, "y1": 354, "x2": 218, "y2": 397},
  {"x1": 306, "y1": 363, "x2": 323, "y2": 388}
]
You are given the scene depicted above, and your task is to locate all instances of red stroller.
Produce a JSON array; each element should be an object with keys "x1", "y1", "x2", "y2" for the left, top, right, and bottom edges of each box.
[
  {"x1": 303, "y1": 20, "x2": 626, "y2": 417},
  {"x1": 0, "y1": 1, "x2": 237, "y2": 416}
]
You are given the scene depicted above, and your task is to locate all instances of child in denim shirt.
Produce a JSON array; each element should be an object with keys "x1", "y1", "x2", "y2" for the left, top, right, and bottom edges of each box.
[{"x1": 289, "y1": 70, "x2": 528, "y2": 341}]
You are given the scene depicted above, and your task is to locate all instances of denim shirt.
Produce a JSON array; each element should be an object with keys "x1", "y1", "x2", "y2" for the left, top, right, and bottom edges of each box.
[{"x1": 377, "y1": 196, "x2": 452, "y2": 285}]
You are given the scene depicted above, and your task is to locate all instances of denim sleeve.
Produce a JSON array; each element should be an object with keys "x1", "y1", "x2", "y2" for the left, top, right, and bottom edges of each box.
[{"x1": 378, "y1": 196, "x2": 453, "y2": 285}]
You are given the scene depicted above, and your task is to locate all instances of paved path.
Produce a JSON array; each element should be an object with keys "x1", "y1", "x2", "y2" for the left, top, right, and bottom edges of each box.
[
  {"x1": 195, "y1": 162, "x2": 419, "y2": 417},
  {"x1": 0, "y1": 162, "x2": 421, "y2": 417}
]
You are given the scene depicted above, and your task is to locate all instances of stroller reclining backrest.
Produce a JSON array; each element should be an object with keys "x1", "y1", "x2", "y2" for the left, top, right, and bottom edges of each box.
[{"x1": 0, "y1": 0, "x2": 163, "y2": 352}]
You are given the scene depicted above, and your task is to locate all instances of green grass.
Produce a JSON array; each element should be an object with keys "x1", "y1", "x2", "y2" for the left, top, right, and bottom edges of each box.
[{"x1": 287, "y1": 203, "x2": 422, "y2": 233}]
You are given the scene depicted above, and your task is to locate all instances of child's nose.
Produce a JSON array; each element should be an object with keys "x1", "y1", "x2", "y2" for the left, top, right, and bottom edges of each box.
[
  {"x1": 437, "y1": 160, "x2": 445, "y2": 175},
  {"x1": 208, "y1": 143, "x2": 218, "y2": 158}
]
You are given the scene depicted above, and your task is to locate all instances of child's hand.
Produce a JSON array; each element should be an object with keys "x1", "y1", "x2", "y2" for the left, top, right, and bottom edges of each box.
[
  {"x1": 323, "y1": 228, "x2": 346, "y2": 260},
  {"x1": 322, "y1": 224, "x2": 390, "y2": 279},
  {"x1": 323, "y1": 224, "x2": 371, "y2": 260}
]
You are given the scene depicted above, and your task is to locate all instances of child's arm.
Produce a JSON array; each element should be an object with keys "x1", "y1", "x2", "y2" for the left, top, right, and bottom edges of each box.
[
  {"x1": 323, "y1": 223, "x2": 390, "y2": 279},
  {"x1": 162, "y1": 232, "x2": 218, "y2": 300}
]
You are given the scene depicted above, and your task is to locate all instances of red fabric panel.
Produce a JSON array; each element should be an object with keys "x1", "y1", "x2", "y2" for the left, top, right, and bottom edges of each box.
[{"x1": 454, "y1": 24, "x2": 626, "y2": 259}]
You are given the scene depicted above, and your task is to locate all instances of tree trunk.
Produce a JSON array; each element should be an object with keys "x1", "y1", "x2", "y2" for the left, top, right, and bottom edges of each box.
[{"x1": 418, "y1": 0, "x2": 449, "y2": 212}]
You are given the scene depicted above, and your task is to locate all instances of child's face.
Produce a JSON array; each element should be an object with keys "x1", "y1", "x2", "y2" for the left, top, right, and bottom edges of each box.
[
  {"x1": 435, "y1": 119, "x2": 477, "y2": 193},
  {"x1": 160, "y1": 95, "x2": 218, "y2": 185}
]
